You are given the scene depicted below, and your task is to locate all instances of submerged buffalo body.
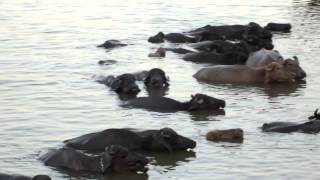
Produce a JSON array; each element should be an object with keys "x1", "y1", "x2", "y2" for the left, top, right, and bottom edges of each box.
[
  {"x1": 64, "y1": 128, "x2": 196, "y2": 152},
  {"x1": 123, "y1": 93, "x2": 225, "y2": 111},
  {"x1": 262, "y1": 121, "x2": 320, "y2": 134},
  {"x1": 39, "y1": 145, "x2": 148, "y2": 174},
  {"x1": 97, "y1": 40, "x2": 127, "y2": 49},
  {"x1": 183, "y1": 51, "x2": 248, "y2": 65},
  {"x1": 0, "y1": 173, "x2": 51, "y2": 180},
  {"x1": 262, "y1": 109, "x2": 320, "y2": 133}
]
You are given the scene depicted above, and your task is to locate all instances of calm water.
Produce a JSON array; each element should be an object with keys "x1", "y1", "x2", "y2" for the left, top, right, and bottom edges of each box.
[{"x1": 1, "y1": 0, "x2": 320, "y2": 179}]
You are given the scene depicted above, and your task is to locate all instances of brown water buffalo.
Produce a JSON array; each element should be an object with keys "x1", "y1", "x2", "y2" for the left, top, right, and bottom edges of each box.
[
  {"x1": 64, "y1": 128, "x2": 196, "y2": 153},
  {"x1": 206, "y1": 128, "x2": 244, "y2": 143},
  {"x1": 193, "y1": 62, "x2": 295, "y2": 84},
  {"x1": 246, "y1": 48, "x2": 306, "y2": 80},
  {"x1": 148, "y1": 47, "x2": 166, "y2": 58},
  {"x1": 0, "y1": 173, "x2": 51, "y2": 180},
  {"x1": 39, "y1": 145, "x2": 148, "y2": 174}
]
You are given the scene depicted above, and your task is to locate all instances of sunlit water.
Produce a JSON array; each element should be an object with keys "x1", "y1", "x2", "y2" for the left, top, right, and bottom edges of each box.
[{"x1": 0, "y1": 0, "x2": 320, "y2": 179}]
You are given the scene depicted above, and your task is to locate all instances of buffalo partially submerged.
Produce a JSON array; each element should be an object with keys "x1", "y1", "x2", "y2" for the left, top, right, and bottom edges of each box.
[
  {"x1": 144, "y1": 68, "x2": 169, "y2": 88},
  {"x1": 148, "y1": 32, "x2": 196, "y2": 43},
  {"x1": 39, "y1": 145, "x2": 148, "y2": 174},
  {"x1": 188, "y1": 22, "x2": 272, "y2": 41},
  {"x1": 193, "y1": 62, "x2": 296, "y2": 84},
  {"x1": 264, "y1": 23, "x2": 292, "y2": 32},
  {"x1": 262, "y1": 109, "x2": 320, "y2": 134},
  {"x1": 0, "y1": 173, "x2": 51, "y2": 180},
  {"x1": 246, "y1": 48, "x2": 306, "y2": 80},
  {"x1": 97, "y1": 40, "x2": 127, "y2": 49},
  {"x1": 64, "y1": 128, "x2": 196, "y2": 153},
  {"x1": 123, "y1": 94, "x2": 225, "y2": 112},
  {"x1": 183, "y1": 51, "x2": 248, "y2": 65},
  {"x1": 97, "y1": 73, "x2": 140, "y2": 95}
]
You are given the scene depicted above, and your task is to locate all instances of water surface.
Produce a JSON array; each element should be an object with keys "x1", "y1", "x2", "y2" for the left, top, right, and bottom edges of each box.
[{"x1": 0, "y1": 0, "x2": 320, "y2": 179}]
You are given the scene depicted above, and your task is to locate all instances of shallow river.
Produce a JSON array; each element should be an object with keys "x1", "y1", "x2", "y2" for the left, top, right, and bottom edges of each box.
[{"x1": 1, "y1": 0, "x2": 320, "y2": 179}]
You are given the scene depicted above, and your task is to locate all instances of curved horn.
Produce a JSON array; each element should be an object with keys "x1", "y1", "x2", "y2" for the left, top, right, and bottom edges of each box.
[{"x1": 308, "y1": 108, "x2": 319, "y2": 120}]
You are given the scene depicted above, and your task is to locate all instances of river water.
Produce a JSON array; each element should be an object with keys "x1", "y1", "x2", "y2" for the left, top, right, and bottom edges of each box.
[{"x1": 1, "y1": 0, "x2": 320, "y2": 179}]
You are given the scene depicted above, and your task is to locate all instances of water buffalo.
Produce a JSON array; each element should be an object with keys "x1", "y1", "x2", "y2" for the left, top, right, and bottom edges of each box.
[
  {"x1": 39, "y1": 145, "x2": 148, "y2": 174},
  {"x1": 0, "y1": 173, "x2": 51, "y2": 180},
  {"x1": 183, "y1": 51, "x2": 248, "y2": 65},
  {"x1": 123, "y1": 93, "x2": 225, "y2": 112},
  {"x1": 64, "y1": 128, "x2": 196, "y2": 152},
  {"x1": 246, "y1": 48, "x2": 306, "y2": 80},
  {"x1": 264, "y1": 23, "x2": 292, "y2": 32},
  {"x1": 97, "y1": 74, "x2": 140, "y2": 94},
  {"x1": 98, "y1": 60, "x2": 117, "y2": 66},
  {"x1": 262, "y1": 109, "x2": 320, "y2": 133},
  {"x1": 148, "y1": 32, "x2": 165, "y2": 43},
  {"x1": 97, "y1": 40, "x2": 127, "y2": 49},
  {"x1": 144, "y1": 68, "x2": 169, "y2": 88},
  {"x1": 206, "y1": 128, "x2": 244, "y2": 143},
  {"x1": 188, "y1": 22, "x2": 272, "y2": 41},
  {"x1": 193, "y1": 62, "x2": 296, "y2": 84},
  {"x1": 148, "y1": 32, "x2": 197, "y2": 43},
  {"x1": 148, "y1": 47, "x2": 166, "y2": 58}
]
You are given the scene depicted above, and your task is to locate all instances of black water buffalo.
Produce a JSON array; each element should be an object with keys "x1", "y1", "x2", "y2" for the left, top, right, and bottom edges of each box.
[
  {"x1": 262, "y1": 109, "x2": 320, "y2": 133},
  {"x1": 97, "y1": 74, "x2": 140, "y2": 94},
  {"x1": 148, "y1": 32, "x2": 165, "y2": 43},
  {"x1": 189, "y1": 40, "x2": 246, "y2": 53},
  {"x1": 123, "y1": 94, "x2": 225, "y2": 112},
  {"x1": 39, "y1": 145, "x2": 148, "y2": 174},
  {"x1": 0, "y1": 173, "x2": 51, "y2": 180},
  {"x1": 144, "y1": 68, "x2": 169, "y2": 88},
  {"x1": 188, "y1": 22, "x2": 272, "y2": 41},
  {"x1": 264, "y1": 23, "x2": 292, "y2": 32},
  {"x1": 148, "y1": 32, "x2": 196, "y2": 43},
  {"x1": 98, "y1": 60, "x2": 117, "y2": 66},
  {"x1": 97, "y1": 40, "x2": 127, "y2": 49},
  {"x1": 64, "y1": 128, "x2": 196, "y2": 152},
  {"x1": 183, "y1": 51, "x2": 248, "y2": 65}
]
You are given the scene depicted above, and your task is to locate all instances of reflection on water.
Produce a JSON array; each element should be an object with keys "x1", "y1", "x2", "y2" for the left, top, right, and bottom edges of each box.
[
  {"x1": 149, "y1": 151, "x2": 196, "y2": 168},
  {"x1": 262, "y1": 81, "x2": 306, "y2": 98},
  {"x1": 201, "y1": 81, "x2": 306, "y2": 98},
  {"x1": 189, "y1": 109, "x2": 225, "y2": 121}
]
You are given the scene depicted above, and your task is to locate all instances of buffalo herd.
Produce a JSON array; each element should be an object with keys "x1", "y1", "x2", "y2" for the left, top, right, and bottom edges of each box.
[{"x1": 5, "y1": 22, "x2": 319, "y2": 179}]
